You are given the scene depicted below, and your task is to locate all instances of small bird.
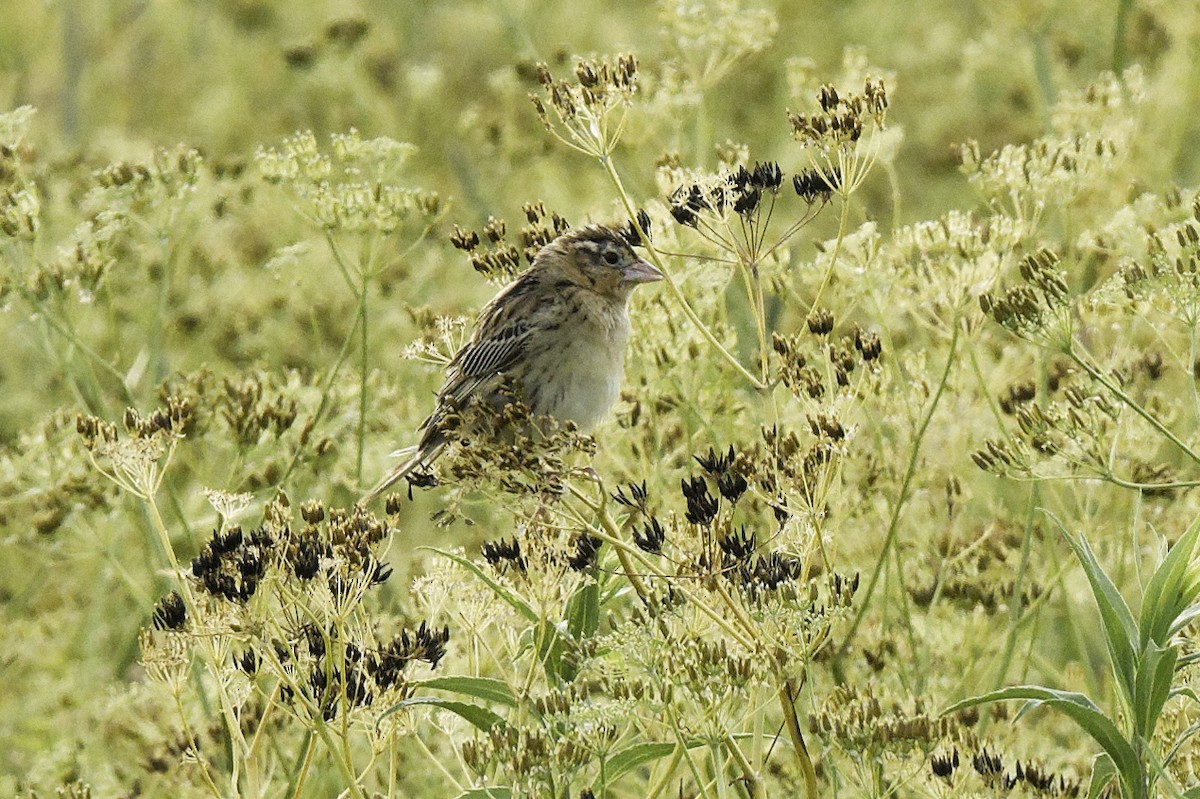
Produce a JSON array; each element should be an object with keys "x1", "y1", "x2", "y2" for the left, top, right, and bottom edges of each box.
[{"x1": 361, "y1": 224, "x2": 662, "y2": 504}]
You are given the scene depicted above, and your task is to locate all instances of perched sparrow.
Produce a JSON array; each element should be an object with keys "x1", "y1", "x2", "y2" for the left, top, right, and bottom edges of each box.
[{"x1": 361, "y1": 224, "x2": 662, "y2": 504}]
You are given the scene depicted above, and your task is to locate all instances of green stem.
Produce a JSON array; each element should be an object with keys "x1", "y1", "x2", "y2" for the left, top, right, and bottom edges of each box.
[
  {"x1": 724, "y1": 734, "x2": 760, "y2": 798},
  {"x1": 311, "y1": 717, "x2": 368, "y2": 799},
  {"x1": 1071, "y1": 349, "x2": 1200, "y2": 467},
  {"x1": 358, "y1": 278, "x2": 369, "y2": 484},
  {"x1": 992, "y1": 483, "x2": 1038, "y2": 689},
  {"x1": 1112, "y1": 0, "x2": 1133, "y2": 71},
  {"x1": 779, "y1": 681, "x2": 818, "y2": 798},
  {"x1": 287, "y1": 733, "x2": 318, "y2": 799},
  {"x1": 275, "y1": 296, "x2": 363, "y2": 488},
  {"x1": 646, "y1": 744, "x2": 685, "y2": 799},
  {"x1": 807, "y1": 197, "x2": 851, "y2": 315},
  {"x1": 839, "y1": 320, "x2": 960, "y2": 653}
]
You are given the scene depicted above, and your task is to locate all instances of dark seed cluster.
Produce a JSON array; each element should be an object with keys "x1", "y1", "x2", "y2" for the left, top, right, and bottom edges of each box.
[
  {"x1": 529, "y1": 54, "x2": 638, "y2": 124},
  {"x1": 668, "y1": 160, "x2": 829, "y2": 229},
  {"x1": 482, "y1": 537, "x2": 527, "y2": 573},
  {"x1": 788, "y1": 79, "x2": 888, "y2": 152},
  {"x1": 772, "y1": 314, "x2": 884, "y2": 401},
  {"x1": 979, "y1": 248, "x2": 1069, "y2": 336},
  {"x1": 152, "y1": 591, "x2": 187, "y2": 631},
  {"x1": 77, "y1": 396, "x2": 193, "y2": 449},
  {"x1": 189, "y1": 502, "x2": 392, "y2": 604},
  {"x1": 969, "y1": 747, "x2": 1080, "y2": 796}
]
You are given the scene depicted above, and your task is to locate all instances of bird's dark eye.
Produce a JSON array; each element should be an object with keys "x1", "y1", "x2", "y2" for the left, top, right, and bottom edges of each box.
[{"x1": 603, "y1": 250, "x2": 620, "y2": 265}]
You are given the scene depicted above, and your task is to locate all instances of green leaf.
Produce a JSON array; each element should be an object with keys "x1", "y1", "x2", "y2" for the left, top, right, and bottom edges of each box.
[
  {"x1": 423, "y1": 547, "x2": 537, "y2": 623},
  {"x1": 454, "y1": 789, "x2": 512, "y2": 799},
  {"x1": 1168, "y1": 604, "x2": 1200, "y2": 639},
  {"x1": 378, "y1": 696, "x2": 505, "y2": 732},
  {"x1": 1142, "y1": 514, "x2": 1200, "y2": 646},
  {"x1": 1133, "y1": 639, "x2": 1178, "y2": 741},
  {"x1": 604, "y1": 742, "x2": 680, "y2": 784},
  {"x1": 418, "y1": 676, "x2": 518, "y2": 708},
  {"x1": 536, "y1": 618, "x2": 569, "y2": 682},
  {"x1": 567, "y1": 580, "x2": 601, "y2": 641},
  {"x1": 1051, "y1": 515, "x2": 1138, "y2": 705},
  {"x1": 1086, "y1": 753, "x2": 1116, "y2": 799},
  {"x1": 944, "y1": 685, "x2": 1142, "y2": 792}
]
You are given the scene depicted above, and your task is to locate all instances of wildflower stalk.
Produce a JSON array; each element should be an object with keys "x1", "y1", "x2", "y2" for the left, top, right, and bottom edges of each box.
[
  {"x1": 286, "y1": 734, "x2": 318, "y2": 799},
  {"x1": 991, "y1": 484, "x2": 1039, "y2": 691},
  {"x1": 171, "y1": 689, "x2": 224, "y2": 799},
  {"x1": 275, "y1": 295, "x2": 362, "y2": 487},
  {"x1": 310, "y1": 715, "x2": 369, "y2": 799},
  {"x1": 723, "y1": 734, "x2": 760, "y2": 798},
  {"x1": 1068, "y1": 346, "x2": 1200, "y2": 467},
  {"x1": 646, "y1": 744, "x2": 686, "y2": 799},
  {"x1": 779, "y1": 680, "x2": 818, "y2": 798},
  {"x1": 574, "y1": 485, "x2": 652, "y2": 605},
  {"x1": 358, "y1": 274, "x2": 369, "y2": 483},
  {"x1": 807, "y1": 198, "x2": 851, "y2": 315},
  {"x1": 840, "y1": 319, "x2": 960, "y2": 652}
]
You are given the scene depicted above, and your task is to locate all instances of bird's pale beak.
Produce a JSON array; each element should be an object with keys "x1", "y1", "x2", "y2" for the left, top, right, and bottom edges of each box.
[{"x1": 622, "y1": 258, "x2": 664, "y2": 284}]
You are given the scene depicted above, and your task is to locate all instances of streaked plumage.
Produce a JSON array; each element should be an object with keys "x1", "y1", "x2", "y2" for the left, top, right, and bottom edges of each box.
[{"x1": 361, "y1": 225, "x2": 661, "y2": 504}]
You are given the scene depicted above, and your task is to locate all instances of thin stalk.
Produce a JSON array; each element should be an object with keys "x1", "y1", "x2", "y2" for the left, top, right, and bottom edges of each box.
[
  {"x1": 840, "y1": 321, "x2": 960, "y2": 653},
  {"x1": 311, "y1": 717, "x2": 368, "y2": 799},
  {"x1": 275, "y1": 295, "x2": 363, "y2": 488},
  {"x1": 172, "y1": 689, "x2": 224, "y2": 799},
  {"x1": 779, "y1": 681, "x2": 818, "y2": 798},
  {"x1": 287, "y1": 733, "x2": 318, "y2": 799},
  {"x1": 1070, "y1": 348, "x2": 1200, "y2": 467},
  {"x1": 807, "y1": 196, "x2": 851, "y2": 315},
  {"x1": 358, "y1": 279, "x2": 369, "y2": 483},
  {"x1": 646, "y1": 744, "x2": 685, "y2": 799},
  {"x1": 724, "y1": 734, "x2": 760, "y2": 798}
]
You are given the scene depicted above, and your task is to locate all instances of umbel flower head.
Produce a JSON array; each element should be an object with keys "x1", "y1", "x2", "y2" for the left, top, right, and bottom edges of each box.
[
  {"x1": 529, "y1": 53, "x2": 639, "y2": 157},
  {"x1": 788, "y1": 78, "x2": 888, "y2": 199},
  {"x1": 142, "y1": 493, "x2": 450, "y2": 727},
  {"x1": 76, "y1": 397, "x2": 192, "y2": 498}
]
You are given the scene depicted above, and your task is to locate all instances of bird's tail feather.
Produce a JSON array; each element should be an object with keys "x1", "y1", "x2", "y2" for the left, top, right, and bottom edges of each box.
[{"x1": 359, "y1": 444, "x2": 439, "y2": 506}]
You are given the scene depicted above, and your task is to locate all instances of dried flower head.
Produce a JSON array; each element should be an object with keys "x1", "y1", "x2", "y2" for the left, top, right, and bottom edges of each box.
[{"x1": 530, "y1": 54, "x2": 639, "y2": 157}]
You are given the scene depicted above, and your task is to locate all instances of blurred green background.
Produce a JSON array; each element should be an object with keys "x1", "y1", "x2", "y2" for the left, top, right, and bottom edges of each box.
[{"x1": 7, "y1": 0, "x2": 1196, "y2": 233}]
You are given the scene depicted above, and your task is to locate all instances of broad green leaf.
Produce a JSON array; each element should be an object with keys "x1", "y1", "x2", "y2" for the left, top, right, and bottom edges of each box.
[
  {"x1": 567, "y1": 581, "x2": 601, "y2": 641},
  {"x1": 604, "y1": 742, "x2": 681, "y2": 784},
  {"x1": 944, "y1": 685, "x2": 1141, "y2": 792},
  {"x1": 419, "y1": 676, "x2": 518, "y2": 708},
  {"x1": 1133, "y1": 639, "x2": 1178, "y2": 741},
  {"x1": 424, "y1": 547, "x2": 537, "y2": 623},
  {"x1": 1168, "y1": 604, "x2": 1200, "y2": 639},
  {"x1": 1140, "y1": 514, "x2": 1200, "y2": 647},
  {"x1": 378, "y1": 696, "x2": 505, "y2": 732},
  {"x1": 1086, "y1": 753, "x2": 1116, "y2": 799},
  {"x1": 454, "y1": 788, "x2": 512, "y2": 799},
  {"x1": 1053, "y1": 518, "x2": 1138, "y2": 704}
]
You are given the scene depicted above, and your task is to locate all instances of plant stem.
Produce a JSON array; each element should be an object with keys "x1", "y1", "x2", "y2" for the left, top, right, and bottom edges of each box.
[
  {"x1": 1070, "y1": 349, "x2": 1200, "y2": 468},
  {"x1": 778, "y1": 681, "x2": 818, "y2": 798},
  {"x1": 358, "y1": 278, "x2": 369, "y2": 483},
  {"x1": 807, "y1": 197, "x2": 851, "y2": 315},
  {"x1": 839, "y1": 320, "x2": 960, "y2": 653}
]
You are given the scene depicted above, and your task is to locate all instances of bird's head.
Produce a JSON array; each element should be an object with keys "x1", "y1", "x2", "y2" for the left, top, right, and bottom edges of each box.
[{"x1": 535, "y1": 225, "x2": 663, "y2": 300}]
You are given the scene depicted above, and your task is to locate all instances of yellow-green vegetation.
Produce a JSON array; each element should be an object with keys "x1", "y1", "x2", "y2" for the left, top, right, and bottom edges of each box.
[{"x1": 4, "y1": 1, "x2": 1200, "y2": 797}]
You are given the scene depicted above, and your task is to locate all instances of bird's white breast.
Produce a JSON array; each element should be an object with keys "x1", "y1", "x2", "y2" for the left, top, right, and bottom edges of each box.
[{"x1": 529, "y1": 307, "x2": 629, "y2": 430}]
